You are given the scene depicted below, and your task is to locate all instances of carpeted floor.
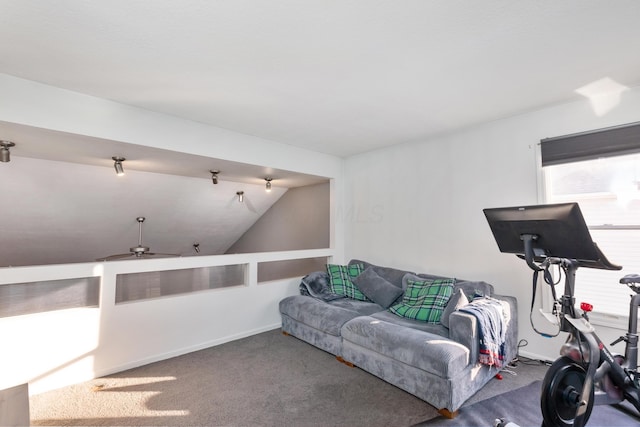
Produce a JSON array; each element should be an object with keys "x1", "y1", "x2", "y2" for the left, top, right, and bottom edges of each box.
[{"x1": 30, "y1": 328, "x2": 548, "y2": 426}]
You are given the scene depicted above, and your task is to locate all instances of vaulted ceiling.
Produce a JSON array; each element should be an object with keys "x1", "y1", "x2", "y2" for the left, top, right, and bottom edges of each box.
[
  {"x1": 0, "y1": 121, "x2": 328, "y2": 267},
  {"x1": 0, "y1": 155, "x2": 289, "y2": 267}
]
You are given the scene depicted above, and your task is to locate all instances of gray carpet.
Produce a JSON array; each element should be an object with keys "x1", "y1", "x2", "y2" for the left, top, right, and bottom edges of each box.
[
  {"x1": 30, "y1": 328, "x2": 547, "y2": 427},
  {"x1": 419, "y1": 380, "x2": 640, "y2": 427}
]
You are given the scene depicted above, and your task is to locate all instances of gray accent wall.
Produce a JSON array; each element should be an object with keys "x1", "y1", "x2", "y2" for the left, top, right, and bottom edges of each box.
[
  {"x1": 227, "y1": 182, "x2": 330, "y2": 253},
  {"x1": 226, "y1": 182, "x2": 330, "y2": 280}
]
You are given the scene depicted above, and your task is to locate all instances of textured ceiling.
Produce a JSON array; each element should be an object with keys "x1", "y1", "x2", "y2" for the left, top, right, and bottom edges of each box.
[{"x1": 1, "y1": 1, "x2": 640, "y2": 157}]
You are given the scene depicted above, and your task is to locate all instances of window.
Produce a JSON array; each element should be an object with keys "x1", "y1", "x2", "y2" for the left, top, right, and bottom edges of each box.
[
  {"x1": 0, "y1": 277, "x2": 100, "y2": 318},
  {"x1": 115, "y1": 264, "x2": 246, "y2": 304},
  {"x1": 257, "y1": 257, "x2": 328, "y2": 283},
  {"x1": 542, "y1": 123, "x2": 640, "y2": 322}
]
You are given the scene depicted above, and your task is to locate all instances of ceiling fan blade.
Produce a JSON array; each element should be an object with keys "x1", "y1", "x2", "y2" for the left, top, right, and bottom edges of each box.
[
  {"x1": 97, "y1": 217, "x2": 181, "y2": 261},
  {"x1": 144, "y1": 252, "x2": 181, "y2": 257},
  {"x1": 97, "y1": 253, "x2": 134, "y2": 261}
]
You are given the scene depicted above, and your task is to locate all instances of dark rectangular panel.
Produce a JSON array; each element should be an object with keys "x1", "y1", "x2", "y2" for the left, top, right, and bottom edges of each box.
[{"x1": 541, "y1": 121, "x2": 640, "y2": 166}]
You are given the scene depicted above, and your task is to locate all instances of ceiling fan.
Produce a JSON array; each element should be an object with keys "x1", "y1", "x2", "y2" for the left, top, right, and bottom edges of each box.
[{"x1": 97, "y1": 217, "x2": 180, "y2": 261}]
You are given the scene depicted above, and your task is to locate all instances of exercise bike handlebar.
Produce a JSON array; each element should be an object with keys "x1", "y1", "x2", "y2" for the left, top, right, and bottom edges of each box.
[
  {"x1": 518, "y1": 233, "x2": 622, "y2": 272},
  {"x1": 621, "y1": 274, "x2": 640, "y2": 285}
]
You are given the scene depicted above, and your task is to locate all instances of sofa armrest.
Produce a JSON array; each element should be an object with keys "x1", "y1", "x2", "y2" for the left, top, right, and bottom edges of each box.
[
  {"x1": 448, "y1": 311, "x2": 479, "y2": 363},
  {"x1": 448, "y1": 294, "x2": 518, "y2": 367}
]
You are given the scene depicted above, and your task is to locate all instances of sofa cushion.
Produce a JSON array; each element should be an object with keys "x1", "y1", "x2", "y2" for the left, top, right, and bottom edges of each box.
[
  {"x1": 415, "y1": 273, "x2": 494, "y2": 299},
  {"x1": 349, "y1": 259, "x2": 409, "y2": 289},
  {"x1": 371, "y1": 310, "x2": 449, "y2": 336},
  {"x1": 328, "y1": 298, "x2": 385, "y2": 316},
  {"x1": 441, "y1": 288, "x2": 469, "y2": 328},
  {"x1": 403, "y1": 272, "x2": 452, "y2": 290},
  {"x1": 341, "y1": 316, "x2": 470, "y2": 378},
  {"x1": 454, "y1": 280, "x2": 493, "y2": 300},
  {"x1": 389, "y1": 277, "x2": 454, "y2": 323},
  {"x1": 414, "y1": 272, "x2": 453, "y2": 283},
  {"x1": 326, "y1": 263, "x2": 369, "y2": 301},
  {"x1": 279, "y1": 295, "x2": 362, "y2": 337},
  {"x1": 352, "y1": 267, "x2": 403, "y2": 308}
]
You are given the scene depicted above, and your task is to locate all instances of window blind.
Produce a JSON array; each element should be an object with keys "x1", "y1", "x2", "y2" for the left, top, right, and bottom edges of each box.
[{"x1": 541, "y1": 121, "x2": 640, "y2": 166}]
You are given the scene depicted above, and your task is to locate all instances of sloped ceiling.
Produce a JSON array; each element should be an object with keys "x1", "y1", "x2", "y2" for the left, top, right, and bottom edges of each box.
[
  {"x1": 0, "y1": 155, "x2": 290, "y2": 267},
  {"x1": 1, "y1": 1, "x2": 640, "y2": 157},
  {"x1": 0, "y1": 123, "x2": 328, "y2": 267}
]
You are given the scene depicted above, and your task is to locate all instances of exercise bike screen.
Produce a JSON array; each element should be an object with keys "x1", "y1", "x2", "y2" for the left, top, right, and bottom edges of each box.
[{"x1": 483, "y1": 202, "x2": 601, "y2": 263}]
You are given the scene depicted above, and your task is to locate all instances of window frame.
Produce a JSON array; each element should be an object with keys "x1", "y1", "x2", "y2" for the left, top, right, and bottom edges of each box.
[{"x1": 538, "y1": 136, "x2": 640, "y2": 330}]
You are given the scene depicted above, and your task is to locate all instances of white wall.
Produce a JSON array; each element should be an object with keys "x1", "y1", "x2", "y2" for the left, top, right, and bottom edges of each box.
[
  {"x1": 0, "y1": 74, "x2": 344, "y2": 394},
  {"x1": 345, "y1": 85, "x2": 640, "y2": 361}
]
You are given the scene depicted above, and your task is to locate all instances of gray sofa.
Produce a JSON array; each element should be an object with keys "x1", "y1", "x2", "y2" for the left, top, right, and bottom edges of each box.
[{"x1": 279, "y1": 259, "x2": 518, "y2": 416}]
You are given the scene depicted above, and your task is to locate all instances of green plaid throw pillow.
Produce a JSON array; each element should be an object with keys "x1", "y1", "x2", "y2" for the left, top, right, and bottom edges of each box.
[
  {"x1": 389, "y1": 278, "x2": 454, "y2": 323},
  {"x1": 326, "y1": 263, "x2": 368, "y2": 301}
]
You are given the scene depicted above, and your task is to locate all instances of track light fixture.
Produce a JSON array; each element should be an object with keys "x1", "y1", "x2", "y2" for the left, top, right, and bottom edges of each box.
[
  {"x1": 0, "y1": 141, "x2": 15, "y2": 163},
  {"x1": 237, "y1": 191, "x2": 244, "y2": 202},
  {"x1": 265, "y1": 177, "x2": 272, "y2": 192},
  {"x1": 112, "y1": 156, "x2": 126, "y2": 176},
  {"x1": 210, "y1": 170, "x2": 220, "y2": 185}
]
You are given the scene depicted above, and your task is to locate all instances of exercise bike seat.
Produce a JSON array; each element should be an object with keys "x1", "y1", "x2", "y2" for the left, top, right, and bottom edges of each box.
[{"x1": 620, "y1": 274, "x2": 640, "y2": 284}]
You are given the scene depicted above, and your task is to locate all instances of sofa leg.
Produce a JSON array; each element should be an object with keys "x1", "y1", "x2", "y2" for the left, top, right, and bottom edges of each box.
[
  {"x1": 281, "y1": 330, "x2": 290, "y2": 336},
  {"x1": 336, "y1": 356, "x2": 355, "y2": 368},
  {"x1": 438, "y1": 408, "x2": 458, "y2": 419}
]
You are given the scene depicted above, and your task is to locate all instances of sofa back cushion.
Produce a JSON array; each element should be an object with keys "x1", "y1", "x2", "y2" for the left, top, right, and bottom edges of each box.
[
  {"x1": 453, "y1": 280, "x2": 494, "y2": 300},
  {"x1": 349, "y1": 259, "x2": 411, "y2": 288},
  {"x1": 348, "y1": 259, "x2": 495, "y2": 300},
  {"x1": 417, "y1": 273, "x2": 494, "y2": 299},
  {"x1": 351, "y1": 267, "x2": 404, "y2": 308}
]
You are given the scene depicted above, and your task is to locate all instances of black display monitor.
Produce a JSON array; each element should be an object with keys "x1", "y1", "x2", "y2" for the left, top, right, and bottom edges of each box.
[{"x1": 483, "y1": 202, "x2": 620, "y2": 270}]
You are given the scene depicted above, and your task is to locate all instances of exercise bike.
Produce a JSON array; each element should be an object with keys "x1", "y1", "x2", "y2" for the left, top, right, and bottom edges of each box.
[{"x1": 484, "y1": 202, "x2": 640, "y2": 427}]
